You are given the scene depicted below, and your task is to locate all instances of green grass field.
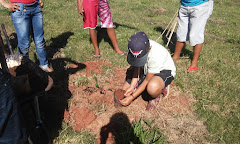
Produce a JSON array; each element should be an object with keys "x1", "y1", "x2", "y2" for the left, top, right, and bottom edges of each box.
[{"x1": 0, "y1": 0, "x2": 240, "y2": 143}]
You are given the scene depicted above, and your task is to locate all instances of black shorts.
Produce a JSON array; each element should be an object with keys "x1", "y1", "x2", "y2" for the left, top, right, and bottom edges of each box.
[
  {"x1": 126, "y1": 68, "x2": 174, "y2": 89},
  {"x1": 155, "y1": 70, "x2": 174, "y2": 88}
]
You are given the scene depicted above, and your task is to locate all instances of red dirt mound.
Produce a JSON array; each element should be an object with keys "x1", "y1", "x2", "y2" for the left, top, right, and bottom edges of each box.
[
  {"x1": 64, "y1": 107, "x2": 96, "y2": 131},
  {"x1": 113, "y1": 89, "x2": 126, "y2": 107},
  {"x1": 63, "y1": 60, "x2": 207, "y2": 143}
]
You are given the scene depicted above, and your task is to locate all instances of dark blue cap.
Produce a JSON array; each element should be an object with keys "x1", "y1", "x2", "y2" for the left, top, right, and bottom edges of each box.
[{"x1": 127, "y1": 32, "x2": 150, "y2": 67}]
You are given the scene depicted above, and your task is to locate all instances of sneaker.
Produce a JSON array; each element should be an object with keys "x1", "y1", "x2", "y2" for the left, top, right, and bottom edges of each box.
[
  {"x1": 146, "y1": 97, "x2": 160, "y2": 111},
  {"x1": 162, "y1": 85, "x2": 170, "y2": 99}
]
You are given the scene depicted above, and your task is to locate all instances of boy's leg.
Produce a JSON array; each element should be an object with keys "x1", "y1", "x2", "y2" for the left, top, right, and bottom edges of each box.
[
  {"x1": 173, "y1": 5, "x2": 189, "y2": 61},
  {"x1": 187, "y1": 1, "x2": 213, "y2": 71},
  {"x1": 189, "y1": 43, "x2": 203, "y2": 68},
  {"x1": 146, "y1": 70, "x2": 174, "y2": 110},
  {"x1": 147, "y1": 76, "x2": 165, "y2": 99},
  {"x1": 106, "y1": 28, "x2": 124, "y2": 55},
  {"x1": 82, "y1": 0, "x2": 99, "y2": 56},
  {"x1": 89, "y1": 29, "x2": 100, "y2": 56},
  {"x1": 98, "y1": 0, "x2": 125, "y2": 55},
  {"x1": 145, "y1": 76, "x2": 164, "y2": 111},
  {"x1": 172, "y1": 41, "x2": 185, "y2": 61}
]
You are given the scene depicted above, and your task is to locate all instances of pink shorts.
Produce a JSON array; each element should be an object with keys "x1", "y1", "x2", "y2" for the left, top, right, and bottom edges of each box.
[
  {"x1": 82, "y1": 0, "x2": 99, "y2": 29},
  {"x1": 98, "y1": 0, "x2": 114, "y2": 28}
]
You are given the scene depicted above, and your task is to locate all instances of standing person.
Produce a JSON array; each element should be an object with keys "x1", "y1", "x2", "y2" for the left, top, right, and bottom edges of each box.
[
  {"x1": 0, "y1": 0, "x2": 53, "y2": 72},
  {"x1": 77, "y1": 0, "x2": 126, "y2": 58},
  {"x1": 172, "y1": 0, "x2": 214, "y2": 72},
  {"x1": 120, "y1": 32, "x2": 176, "y2": 110}
]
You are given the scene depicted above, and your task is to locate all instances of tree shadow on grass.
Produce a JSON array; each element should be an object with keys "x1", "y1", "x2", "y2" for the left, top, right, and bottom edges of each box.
[
  {"x1": 154, "y1": 26, "x2": 193, "y2": 59},
  {"x1": 98, "y1": 112, "x2": 142, "y2": 144}
]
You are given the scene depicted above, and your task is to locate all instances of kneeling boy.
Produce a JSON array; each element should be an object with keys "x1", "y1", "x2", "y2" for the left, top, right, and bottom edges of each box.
[{"x1": 120, "y1": 32, "x2": 176, "y2": 110}]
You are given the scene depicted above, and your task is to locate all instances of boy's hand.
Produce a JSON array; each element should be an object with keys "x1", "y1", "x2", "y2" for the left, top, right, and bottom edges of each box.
[
  {"x1": 4, "y1": 3, "x2": 19, "y2": 12},
  {"x1": 120, "y1": 96, "x2": 134, "y2": 106},
  {"x1": 124, "y1": 86, "x2": 134, "y2": 97}
]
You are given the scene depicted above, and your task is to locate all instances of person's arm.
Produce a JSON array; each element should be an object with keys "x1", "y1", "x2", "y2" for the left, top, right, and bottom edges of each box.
[
  {"x1": 120, "y1": 72, "x2": 155, "y2": 106},
  {"x1": 124, "y1": 67, "x2": 140, "y2": 96},
  {"x1": 77, "y1": 0, "x2": 83, "y2": 15},
  {"x1": 0, "y1": 0, "x2": 19, "y2": 12}
]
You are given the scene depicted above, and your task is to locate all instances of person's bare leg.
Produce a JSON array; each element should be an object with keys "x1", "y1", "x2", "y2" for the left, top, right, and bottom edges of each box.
[
  {"x1": 172, "y1": 41, "x2": 185, "y2": 61},
  {"x1": 107, "y1": 28, "x2": 124, "y2": 54},
  {"x1": 145, "y1": 76, "x2": 164, "y2": 110},
  {"x1": 190, "y1": 43, "x2": 203, "y2": 68},
  {"x1": 89, "y1": 29, "x2": 100, "y2": 56},
  {"x1": 147, "y1": 76, "x2": 164, "y2": 99}
]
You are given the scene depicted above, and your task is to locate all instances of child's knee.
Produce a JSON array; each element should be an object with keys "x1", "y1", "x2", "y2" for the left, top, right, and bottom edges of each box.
[{"x1": 147, "y1": 80, "x2": 163, "y2": 97}]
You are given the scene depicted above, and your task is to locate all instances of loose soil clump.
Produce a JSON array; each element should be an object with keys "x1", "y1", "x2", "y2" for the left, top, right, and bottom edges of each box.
[{"x1": 113, "y1": 89, "x2": 126, "y2": 107}]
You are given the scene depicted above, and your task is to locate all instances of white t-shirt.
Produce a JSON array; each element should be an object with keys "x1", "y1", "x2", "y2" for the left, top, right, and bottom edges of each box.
[{"x1": 144, "y1": 40, "x2": 176, "y2": 77}]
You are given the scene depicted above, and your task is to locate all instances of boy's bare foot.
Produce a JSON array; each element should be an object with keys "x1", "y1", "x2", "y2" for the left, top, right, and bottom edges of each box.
[{"x1": 172, "y1": 57, "x2": 179, "y2": 63}]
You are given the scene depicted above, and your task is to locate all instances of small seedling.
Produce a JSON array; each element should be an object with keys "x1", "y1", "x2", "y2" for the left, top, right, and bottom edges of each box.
[
  {"x1": 74, "y1": 76, "x2": 89, "y2": 87},
  {"x1": 131, "y1": 118, "x2": 166, "y2": 144},
  {"x1": 90, "y1": 102, "x2": 107, "y2": 114},
  {"x1": 94, "y1": 76, "x2": 100, "y2": 89}
]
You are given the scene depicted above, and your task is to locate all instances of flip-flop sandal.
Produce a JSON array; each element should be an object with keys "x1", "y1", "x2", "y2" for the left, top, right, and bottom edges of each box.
[
  {"x1": 120, "y1": 52, "x2": 127, "y2": 56},
  {"x1": 119, "y1": 52, "x2": 127, "y2": 58},
  {"x1": 187, "y1": 65, "x2": 198, "y2": 72},
  {"x1": 93, "y1": 55, "x2": 101, "y2": 58}
]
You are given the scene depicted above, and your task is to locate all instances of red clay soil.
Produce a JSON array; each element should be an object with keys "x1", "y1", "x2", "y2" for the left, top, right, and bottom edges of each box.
[
  {"x1": 82, "y1": 61, "x2": 112, "y2": 76},
  {"x1": 64, "y1": 60, "x2": 207, "y2": 143},
  {"x1": 64, "y1": 107, "x2": 97, "y2": 131},
  {"x1": 113, "y1": 89, "x2": 126, "y2": 107},
  {"x1": 114, "y1": 89, "x2": 125, "y2": 100}
]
